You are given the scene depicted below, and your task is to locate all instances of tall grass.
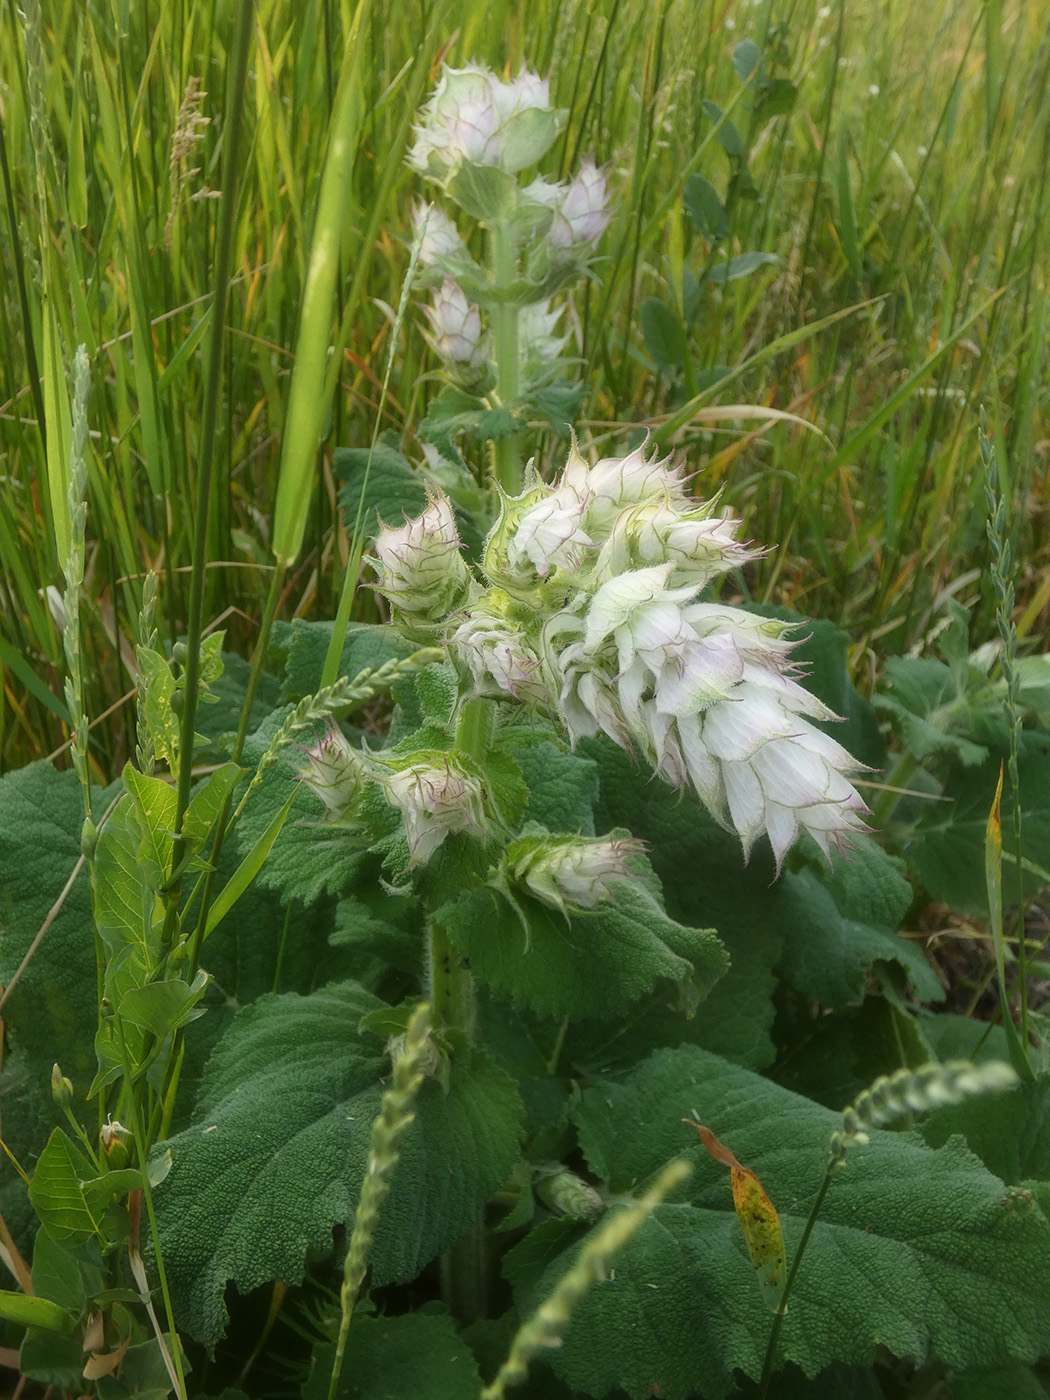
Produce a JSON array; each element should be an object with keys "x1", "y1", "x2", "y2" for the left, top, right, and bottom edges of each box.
[{"x1": 1, "y1": 0, "x2": 1047, "y2": 776}]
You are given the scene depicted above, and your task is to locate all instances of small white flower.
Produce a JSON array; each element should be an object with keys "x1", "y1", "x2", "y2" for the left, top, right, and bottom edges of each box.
[
  {"x1": 506, "y1": 483, "x2": 593, "y2": 577},
  {"x1": 297, "y1": 724, "x2": 368, "y2": 824},
  {"x1": 513, "y1": 835, "x2": 642, "y2": 916},
  {"x1": 381, "y1": 757, "x2": 487, "y2": 867},
  {"x1": 411, "y1": 201, "x2": 470, "y2": 267},
  {"x1": 371, "y1": 491, "x2": 469, "y2": 623},
  {"x1": 548, "y1": 159, "x2": 611, "y2": 248},
  {"x1": 424, "y1": 277, "x2": 488, "y2": 367},
  {"x1": 519, "y1": 298, "x2": 568, "y2": 366},
  {"x1": 453, "y1": 601, "x2": 548, "y2": 704}
]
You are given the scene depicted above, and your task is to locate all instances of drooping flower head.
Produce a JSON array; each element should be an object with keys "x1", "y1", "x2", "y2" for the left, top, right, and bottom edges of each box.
[
  {"x1": 458, "y1": 435, "x2": 870, "y2": 872},
  {"x1": 379, "y1": 755, "x2": 487, "y2": 867},
  {"x1": 370, "y1": 491, "x2": 470, "y2": 630},
  {"x1": 298, "y1": 724, "x2": 368, "y2": 826}
]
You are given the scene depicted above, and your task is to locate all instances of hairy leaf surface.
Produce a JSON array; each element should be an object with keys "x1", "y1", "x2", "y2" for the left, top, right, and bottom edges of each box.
[
  {"x1": 153, "y1": 982, "x2": 522, "y2": 1344},
  {"x1": 504, "y1": 1045, "x2": 1050, "y2": 1399},
  {"x1": 436, "y1": 879, "x2": 727, "y2": 1021},
  {"x1": 305, "y1": 1314, "x2": 483, "y2": 1399}
]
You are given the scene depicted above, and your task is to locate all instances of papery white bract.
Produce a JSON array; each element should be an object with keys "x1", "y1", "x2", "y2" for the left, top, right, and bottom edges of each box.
[
  {"x1": 519, "y1": 298, "x2": 568, "y2": 367},
  {"x1": 381, "y1": 757, "x2": 487, "y2": 867},
  {"x1": 371, "y1": 491, "x2": 469, "y2": 624},
  {"x1": 513, "y1": 835, "x2": 642, "y2": 916},
  {"x1": 412, "y1": 201, "x2": 471, "y2": 267},
  {"x1": 547, "y1": 159, "x2": 611, "y2": 248},
  {"x1": 505, "y1": 483, "x2": 593, "y2": 578},
  {"x1": 407, "y1": 62, "x2": 558, "y2": 177},
  {"x1": 424, "y1": 277, "x2": 489, "y2": 367},
  {"x1": 297, "y1": 724, "x2": 367, "y2": 825}
]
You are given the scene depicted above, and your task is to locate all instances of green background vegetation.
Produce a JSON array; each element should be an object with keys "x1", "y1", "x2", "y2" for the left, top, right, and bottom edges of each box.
[{"x1": 1, "y1": 0, "x2": 1047, "y2": 776}]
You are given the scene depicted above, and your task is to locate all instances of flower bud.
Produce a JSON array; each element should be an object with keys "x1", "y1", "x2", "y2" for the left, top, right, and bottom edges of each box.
[
  {"x1": 99, "y1": 1120, "x2": 134, "y2": 1170},
  {"x1": 379, "y1": 755, "x2": 487, "y2": 867},
  {"x1": 510, "y1": 833, "x2": 641, "y2": 917},
  {"x1": 297, "y1": 724, "x2": 367, "y2": 825},
  {"x1": 562, "y1": 434, "x2": 691, "y2": 534},
  {"x1": 453, "y1": 597, "x2": 548, "y2": 705},
  {"x1": 547, "y1": 159, "x2": 611, "y2": 248},
  {"x1": 535, "y1": 1165, "x2": 604, "y2": 1220},
  {"x1": 424, "y1": 277, "x2": 489, "y2": 368},
  {"x1": 51, "y1": 1063, "x2": 74, "y2": 1109},
  {"x1": 519, "y1": 298, "x2": 568, "y2": 369},
  {"x1": 411, "y1": 201, "x2": 472, "y2": 270},
  {"x1": 371, "y1": 491, "x2": 470, "y2": 628}
]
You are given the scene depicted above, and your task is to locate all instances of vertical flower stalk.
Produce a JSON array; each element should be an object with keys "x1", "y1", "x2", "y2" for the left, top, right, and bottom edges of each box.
[{"x1": 491, "y1": 219, "x2": 522, "y2": 493}]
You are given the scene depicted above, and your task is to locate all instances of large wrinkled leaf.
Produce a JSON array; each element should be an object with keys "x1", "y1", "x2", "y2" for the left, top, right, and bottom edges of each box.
[
  {"x1": 777, "y1": 837, "x2": 942, "y2": 1007},
  {"x1": 435, "y1": 877, "x2": 727, "y2": 1022},
  {"x1": 502, "y1": 1045, "x2": 1050, "y2": 1400},
  {"x1": 153, "y1": 981, "x2": 523, "y2": 1345},
  {"x1": 304, "y1": 1315, "x2": 483, "y2": 1400},
  {"x1": 903, "y1": 748, "x2": 1050, "y2": 915},
  {"x1": 272, "y1": 618, "x2": 417, "y2": 702},
  {"x1": 0, "y1": 764, "x2": 102, "y2": 1073},
  {"x1": 584, "y1": 736, "x2": 782, "y2": 1067},
  {"x1": 920, "y1": 1072, "x2": 1050, "y2": 1185},
  {"x1": 504, "y1": 733, "x2": 599, "y2": 836}
]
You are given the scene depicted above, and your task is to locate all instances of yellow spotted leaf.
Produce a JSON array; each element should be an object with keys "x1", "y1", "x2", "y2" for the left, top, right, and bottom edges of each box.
[{"x1": 684, "y1": 1120, "x2": 787, "y2": 1313}]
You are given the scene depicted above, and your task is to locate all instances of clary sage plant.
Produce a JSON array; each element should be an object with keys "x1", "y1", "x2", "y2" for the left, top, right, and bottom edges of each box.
[
  {"x1": 4, "y1": 49, "x2": 1038, "y2": 1400},
  {"x1": 403, "y1": 63, "x2": 611, "y2": 492},
  {"x1": 308, "y1": 438, "x2": 869, "y2": 878}
]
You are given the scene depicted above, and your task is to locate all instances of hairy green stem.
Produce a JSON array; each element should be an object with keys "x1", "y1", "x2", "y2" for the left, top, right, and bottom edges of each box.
[
  {"x1": 490, "y1": 221, "x2": 522, "y2": 493},
  {"x1": 428, "y1": 693, "x2": 496, "y2": 1320}
]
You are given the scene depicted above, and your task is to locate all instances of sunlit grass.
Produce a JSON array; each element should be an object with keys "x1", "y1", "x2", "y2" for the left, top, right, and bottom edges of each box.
[{"x1": 1, "y1": 0, "x2": 1047, "y2": 774}]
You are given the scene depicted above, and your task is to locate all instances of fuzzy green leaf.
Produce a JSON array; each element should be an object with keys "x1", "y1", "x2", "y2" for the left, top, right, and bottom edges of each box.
[
  {"x1": 920, "y1": 1072, "x2": 1050, "y2": 1185},
  {"x1": 0, "y1": 764, "x2": 100, "y2": 1075},
  {"x1": 506, "y1": 1045, "x2": 1050, "y2": 1399},
  {"x1": 904, "y1": 749, "x2": 1050, "y2": 915},
  {"x1": 304, "y1": 1315, "x2": 483, "y2": 1399},
  {"x1": 436, "y1": 878, "x2": 728, "y2": 1021},
  {"x1": 507, "y1": 736, "x2": 599, "y2": 836},
  {"x1": 584, "y1": 736, "x2": 783, "y2": 1067},
  {"x1": 334, "y1": 440, "x2": 429, "y2": 541},
  {"x1": 152, "y1": 982, "x2": 523, "y2": 1345},
  {"x1": 273, "y1": 618, "x2": 417, "y2": 702},
  {"x1": 777, "y1": 836, "x2": 942, "y2": 1007}
]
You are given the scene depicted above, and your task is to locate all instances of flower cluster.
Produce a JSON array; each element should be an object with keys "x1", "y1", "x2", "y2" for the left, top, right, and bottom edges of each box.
[
  {"x1": 405, "y1": 61, "x2": 610, "y2": 394},
  {"x1": 452, "y1": 438, "x2": 870, "y2": 871},
  {"x1": 369, "y1": 493, "x2": 470, "y2": 636},
  {"x1": 407, "y1": 64, "x2": 559, "y2": 177}
]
